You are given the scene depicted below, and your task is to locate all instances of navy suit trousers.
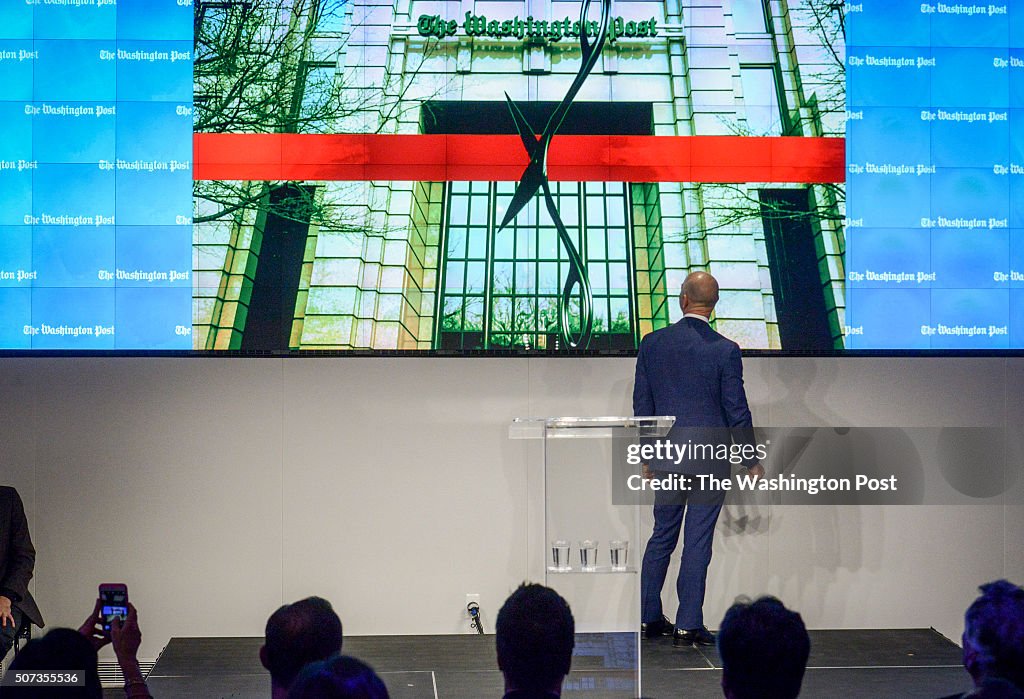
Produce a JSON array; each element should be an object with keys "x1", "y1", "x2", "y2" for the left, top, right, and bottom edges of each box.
[{"x1": 640, "y1": 482, "x2": 725, "y2": 630}]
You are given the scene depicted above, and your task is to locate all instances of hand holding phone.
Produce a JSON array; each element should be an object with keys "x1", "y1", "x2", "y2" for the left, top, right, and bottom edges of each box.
[
  {"x1": 78, "y1": 597, "x2": 109, "y2": 651},
  {"x1": 110, "y1": 603, "x2": 142, "y2": 663}
]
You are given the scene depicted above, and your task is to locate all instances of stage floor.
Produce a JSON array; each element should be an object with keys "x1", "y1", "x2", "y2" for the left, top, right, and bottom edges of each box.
[{"x1": 134, "y1": 629, "x2": 971, "y2": 698}]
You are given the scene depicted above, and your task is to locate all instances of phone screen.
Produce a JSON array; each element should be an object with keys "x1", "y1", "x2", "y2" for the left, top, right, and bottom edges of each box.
[{"x1": 100, "y1": 588, "x2": 128, "y2": 631}]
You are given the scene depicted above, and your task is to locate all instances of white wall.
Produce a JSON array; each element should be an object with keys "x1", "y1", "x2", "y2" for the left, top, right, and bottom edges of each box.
[{"x1": 0, "y1": 357, "x2": 1021, "y2": 659}]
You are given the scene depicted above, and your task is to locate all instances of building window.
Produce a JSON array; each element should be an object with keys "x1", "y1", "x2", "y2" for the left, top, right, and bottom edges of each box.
[
  {"x1": 438, "y1": 181, "x2": 636, "y2": 350},
  {"x1": 239, "y1": 184, "x2": 316, "y2": 352},
  {"x1": 732, "y1": 0, "x2": 769, "y2": 33},
  {"x1": 632, "y1": 183, "x2": 670, "y2": 338},
  {"x1": 312, "y1": 0, "x2": 349, "y2": 33},
  {"x1": 759, "y1": 188, "x2": 838, "y2": 350},
  {"x1": 291, "y1": 61, "x2": 338, "y2": 133},
  {"x1": 194, "y1": 1, "x2": 250, "y2": 76},
  {"x1": 740, "y1": 65, "x2": 786, "y2": 135}
]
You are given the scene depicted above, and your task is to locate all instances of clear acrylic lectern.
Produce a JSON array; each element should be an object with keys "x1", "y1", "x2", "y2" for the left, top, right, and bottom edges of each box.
[{"x1": 509, "y1": 416, "x2": 675, "y2": 698}]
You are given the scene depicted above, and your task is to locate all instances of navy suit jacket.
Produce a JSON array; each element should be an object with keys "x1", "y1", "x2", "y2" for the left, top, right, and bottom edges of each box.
[{"x1": 632, "y1": 317, "x2": 755, "y2": 475}]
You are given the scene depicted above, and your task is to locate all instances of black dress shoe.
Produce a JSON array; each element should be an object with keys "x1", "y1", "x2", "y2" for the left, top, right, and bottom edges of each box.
[
  {"x1": 641, "y1": 615, "x2": 674, "y2": 638},
  {"x1": 673, "y1": 626, "x2": 715, "y2": 647}
]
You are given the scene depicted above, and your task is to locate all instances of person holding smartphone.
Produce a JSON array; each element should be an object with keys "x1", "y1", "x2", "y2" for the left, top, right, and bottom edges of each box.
[
  {"x1": 7, "y1": 597, "x2": 150, "y2": 699},
  {"x1": 79, "y1": 598, "x2": 151, "y2": 699},
  {"x1": 0, "y1": 486, "x2": 44, "y2": 663}
]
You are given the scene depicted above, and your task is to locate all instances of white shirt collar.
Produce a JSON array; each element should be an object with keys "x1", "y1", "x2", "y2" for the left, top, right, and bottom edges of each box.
[{"x1": 683, "y1": 313, "x2": 710, "y2": 324}]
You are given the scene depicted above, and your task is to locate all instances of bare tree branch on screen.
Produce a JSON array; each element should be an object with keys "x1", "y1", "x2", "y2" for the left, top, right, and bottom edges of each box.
[
  {"x1": 679, "y1": 0, "x2": 846, "y2": 243},
  {"x1": 192, "y1": 0, "x2": 450, "y2": 232}
]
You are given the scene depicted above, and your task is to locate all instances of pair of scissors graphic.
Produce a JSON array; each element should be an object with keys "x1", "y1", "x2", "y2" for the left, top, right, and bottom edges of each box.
[{"x1": 497, "y1": 0, "x2": 611, "y2": 349}]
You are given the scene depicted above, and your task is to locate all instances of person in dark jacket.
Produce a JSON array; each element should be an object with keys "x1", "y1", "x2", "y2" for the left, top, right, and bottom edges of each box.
[
  {"x1": 0, "y1": 486, "x2": 44, "y2": 662},
  {"x1": 634, "y1": 272, "x2": 762, "y2": 647}
]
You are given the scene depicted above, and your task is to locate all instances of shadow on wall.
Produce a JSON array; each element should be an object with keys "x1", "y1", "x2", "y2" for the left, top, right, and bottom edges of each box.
[{"x1": 716, "y1": 359, "x2": 929, "y2": 623}]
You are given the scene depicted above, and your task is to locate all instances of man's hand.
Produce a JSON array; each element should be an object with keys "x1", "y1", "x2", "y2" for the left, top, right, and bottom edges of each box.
[
  {"x1": 78, "y1": 598, "x2": 111, "y2": 651},
  {"x1": 111, "y1": 603, "x2": 142, "y2": 665},
  {"x1": 642, "y1": 463, "x2": 654, "y2": 480},
  {"x1": 0, "y1": 595, "x2": 14, "y2": 629},
  {"x1": 746, "y1": 463, "x2": 765, "y2": 480}
]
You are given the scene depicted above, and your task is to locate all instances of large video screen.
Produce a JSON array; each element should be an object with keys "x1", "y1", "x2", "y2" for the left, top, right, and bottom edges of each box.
[{"x1": 0, "y1": 0, "x2": 1019, "y2": 352}]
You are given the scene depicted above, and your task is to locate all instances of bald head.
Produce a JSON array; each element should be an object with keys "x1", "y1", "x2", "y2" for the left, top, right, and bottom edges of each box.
[{"x1": 680, "y1": 271, "x2": 719, "y2": 317}]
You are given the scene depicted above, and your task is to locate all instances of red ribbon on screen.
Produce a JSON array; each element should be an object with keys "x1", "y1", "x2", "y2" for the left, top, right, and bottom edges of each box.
[{"x1": 192, "y1": 134, "x2": 844, "y2": 183}]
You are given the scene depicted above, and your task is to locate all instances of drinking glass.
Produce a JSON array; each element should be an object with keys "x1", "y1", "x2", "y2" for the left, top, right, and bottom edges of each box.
[
  {"x1": 610, "y1": 540, "x2": 628, "y2": 570},
  {"x1": 579, "y1": 539, "x2": 599, "y2": 570},
  {"x1": 551, "y1": 540, "x2": 571, "y2": 571}
]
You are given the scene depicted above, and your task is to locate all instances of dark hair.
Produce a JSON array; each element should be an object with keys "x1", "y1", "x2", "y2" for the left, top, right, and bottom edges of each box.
[
  {"x1": 963, "y1": 579, "x2": 1024, "y2": 689},
  {"x1": 718, "y1": 596, "x2": 810, "y2": 699},
  {"x1": 3, "y1": 628, "x2": 102, "y2": 699},
  {"x1": 264, "y1": 596, "x2": 343, "y2": 689},
  {"x1": 495, "y1": 583, "x2": 575, "y2": 693},
  {"x1": 287, "y1": 655, "x2": 389, "y2": 699}
]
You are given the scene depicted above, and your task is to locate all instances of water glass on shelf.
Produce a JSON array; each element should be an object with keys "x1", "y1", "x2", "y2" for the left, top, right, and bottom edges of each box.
[
  {"x1": 551, "y1": 540, "x2": 571, "y2": 571},
  {"x1": 579, "y1": 540, "x2": 599, "y2": 570},
  {"x1": 610, "y1": 540, "x2": 628, "y2": 570}
]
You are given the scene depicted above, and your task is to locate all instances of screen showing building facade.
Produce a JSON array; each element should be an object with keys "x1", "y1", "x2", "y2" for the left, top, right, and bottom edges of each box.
[{"x1": 0, "y1": 0, "x2": 1019, "y2": 352}]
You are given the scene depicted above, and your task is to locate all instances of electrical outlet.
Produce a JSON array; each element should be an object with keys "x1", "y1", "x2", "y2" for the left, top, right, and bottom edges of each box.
[{"x1": 465, "y1": 593, "x2": 485, "y2": 634}]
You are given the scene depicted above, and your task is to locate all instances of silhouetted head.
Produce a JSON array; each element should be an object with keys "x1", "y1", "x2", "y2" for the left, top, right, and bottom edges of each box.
[
  {"x1": 496, "y1": 583, "x2": 575, "y2": 696},
  {"x1": 962, "y1": 579, "x2": 1024, "y2": 690},
  {"x1": 680, "y1": 271, "x2": 720, "y2": 318},
  {"x1": 261, "y1": 596, "x2": 343, "y2": 692},
  {"x1": 287, "y1": 655, "x2": 389, "y2": 699},
  {"x1": 6, "y1": 628, "x2": 102, "y2": 698},
  {"x1": 718, "y1": 596, "x2": 810, "y2": 699}
]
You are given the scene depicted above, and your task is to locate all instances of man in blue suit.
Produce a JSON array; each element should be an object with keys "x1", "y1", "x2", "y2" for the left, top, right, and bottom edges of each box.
[{"x1": 633, "y1": 271, "x2": 762, "y2": 647}]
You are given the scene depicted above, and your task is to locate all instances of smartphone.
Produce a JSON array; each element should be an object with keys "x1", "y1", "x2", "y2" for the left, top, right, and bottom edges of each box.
[{"x1": 99, "y1": 583, "x2": 128, "y2": 632}]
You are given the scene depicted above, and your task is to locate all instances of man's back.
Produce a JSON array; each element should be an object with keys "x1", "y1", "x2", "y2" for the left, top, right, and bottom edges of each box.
[
  {"x1": 634, "y1": 318, "x2": 753, "y2": 478},
  {"x1": 633, "y1": 317, "x2": 747, "y2": 428}
]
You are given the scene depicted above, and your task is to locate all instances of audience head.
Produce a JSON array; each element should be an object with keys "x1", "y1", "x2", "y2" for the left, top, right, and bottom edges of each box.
[
  {"x1": 287, "y1": 655, "x2": 389, "y2": 699},
  {"x1": 718, "y1": 596, "x2": 810, "y2": 699},
  {"x1": 261, "y1": 596, "x2": 344, "y2": 692},
  {"x1": 962, "y1": 579, "x2": 1024, "y2": 690},
  {"x1": 5, "y1": 628, "x2": 103, "y2": 698},
  {"x1": 495, "y1": 583, "x2": 575, "y2": 696},
  {"x1": 680, "y1": 271, "x2": 720, "y2": 317}
]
